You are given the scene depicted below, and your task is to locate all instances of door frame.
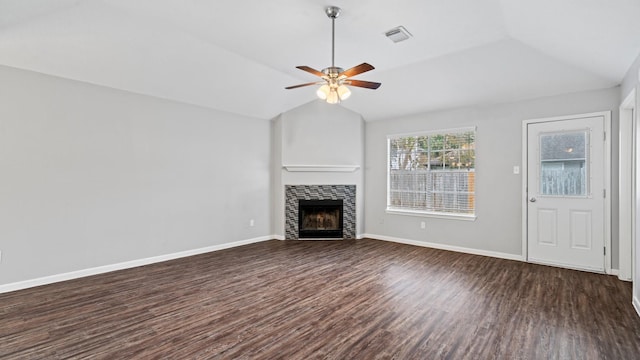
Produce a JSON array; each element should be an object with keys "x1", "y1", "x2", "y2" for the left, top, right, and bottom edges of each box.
[
  {"x1": 521, "y1": 111, "x2": 612, "y2": 274},
  {"x1": 620, "y1": 89, "x2": 636, "y2": 280}
]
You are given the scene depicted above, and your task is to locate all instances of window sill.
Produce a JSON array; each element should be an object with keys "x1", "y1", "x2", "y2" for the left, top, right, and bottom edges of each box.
[{"x1": 385, "y1": 208, "x2": 477, "y2": 221}]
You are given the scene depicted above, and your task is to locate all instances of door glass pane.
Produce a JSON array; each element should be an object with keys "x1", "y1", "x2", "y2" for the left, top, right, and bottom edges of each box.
[{"x1": 539, "y1": 130, "x2": 588, "y2": 196}]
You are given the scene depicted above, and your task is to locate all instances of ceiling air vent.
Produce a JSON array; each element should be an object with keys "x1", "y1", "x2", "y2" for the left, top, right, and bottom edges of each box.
[{"x1": 385, "y1": 26, "x2": 412, "y2": 43}]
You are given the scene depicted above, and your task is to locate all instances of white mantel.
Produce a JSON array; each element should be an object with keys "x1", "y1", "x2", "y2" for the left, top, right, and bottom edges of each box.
[{"x1": 282, "y1": 165, "x2": 360, "y2": 172}]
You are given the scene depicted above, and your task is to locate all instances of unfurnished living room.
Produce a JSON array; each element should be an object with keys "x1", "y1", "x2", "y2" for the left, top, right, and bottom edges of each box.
[{"x1": 1, "y1": 1, "x2": 640, "y2": 359}]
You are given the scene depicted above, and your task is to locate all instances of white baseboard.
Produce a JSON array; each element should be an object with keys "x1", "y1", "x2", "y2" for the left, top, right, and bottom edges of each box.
[
  {"x1": 609, "y1": 269, "x2": 619, "y2": 276},
  {"x1": 361, "y1": 233, "x2": 524, "y2": 262},
  {"x1": 614, "y1": 270, "x2": 633, "y2": 281},
  {"x1": 0, "y1": 235, "x2": 274, "y2": 294},
  {"x1": 273, "y1": 235, "x2": 285, "y2": 240},
  {"x1": 634, "y1": 296, "x2": 640, "y2": 319},
  {"x1": 609, "y1": 268, "x2": 634, "y2": 281}
]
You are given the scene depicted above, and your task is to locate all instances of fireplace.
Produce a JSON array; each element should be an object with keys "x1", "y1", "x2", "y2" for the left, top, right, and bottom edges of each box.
[
  {"x1": 298, "y1": 199, "x2": 343, "y2": 238},
  {"x1": 285, "y1": 185, "x2": 355, "y2": 239}
]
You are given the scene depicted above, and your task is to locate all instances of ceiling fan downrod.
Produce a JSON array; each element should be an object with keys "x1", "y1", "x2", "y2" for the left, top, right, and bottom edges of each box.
[{"x1": 325, "y1": 6, "x2": 341, "y2": 68}]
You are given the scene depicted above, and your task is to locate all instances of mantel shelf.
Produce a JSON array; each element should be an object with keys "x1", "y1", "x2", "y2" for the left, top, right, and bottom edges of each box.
[{"x1": 283, "y1": 165, "x2": 360, "y2": 173}]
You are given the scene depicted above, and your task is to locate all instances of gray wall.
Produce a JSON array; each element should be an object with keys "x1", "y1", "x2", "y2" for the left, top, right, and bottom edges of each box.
[
  {"x1": 621, "y1": 52, "x2": 640, "y2": 99},
  {"x1": 0, "y1": 65, "x2": 271, "y2": 286},
  {"x1": 364, "y1": 87, "x2": 620, "y2": 265}
]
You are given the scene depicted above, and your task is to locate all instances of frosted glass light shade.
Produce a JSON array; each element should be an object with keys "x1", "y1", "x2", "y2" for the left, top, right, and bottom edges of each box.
[
  {"x1": 326, "y1": 90, "x2": 339, "y2": 104},
  {"x1": 337, "y1": 85, "x2": 351, "y2": 100},
  {"x1": 316, "y1": 84, "x2": 330, "y2": 100}
]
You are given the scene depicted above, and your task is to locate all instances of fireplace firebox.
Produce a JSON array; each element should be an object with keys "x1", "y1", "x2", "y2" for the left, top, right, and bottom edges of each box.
[{"x1": 298, "y1": 199, "x2": 343, "y2": 238}]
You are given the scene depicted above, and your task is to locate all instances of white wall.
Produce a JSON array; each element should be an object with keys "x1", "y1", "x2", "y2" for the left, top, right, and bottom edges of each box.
[
  {"x1": 272, "y1": 100, "x2": 365, "y2": 238},
  {"x1": 364, "y1": 87, "x2": 620, "y2": 260},
  {"x1": 0, "y1": 65, "x2": 271, "y2": 287},
  {"x1": 621, "y1": 51, "x2": 640, "y2": 314}
]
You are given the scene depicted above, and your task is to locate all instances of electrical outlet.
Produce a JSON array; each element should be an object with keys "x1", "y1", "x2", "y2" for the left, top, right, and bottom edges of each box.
[
  {"x1": 513, "y1": 166, "x2": 520, "y2": 174},
  {"x1": 420, "y1": 221, "x2": 426, "y2": 229},
  {"x1": 249, "y1": 219, "x2": 255, "y2": 227}
]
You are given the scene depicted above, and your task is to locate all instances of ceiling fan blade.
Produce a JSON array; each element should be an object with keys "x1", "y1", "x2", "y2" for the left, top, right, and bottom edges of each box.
[
  {"x1": 285, "y1": 82, "x2": 322, "y2": 90},
  {"x1": 345, "y1": 79, "x2": 382, "y2": 89},
  {"x1": 296, "y1": 66, "x2": 326, "y2": 78},
  {"x1": 339, "y1": 63, "x2": 375, "y2": 78}
]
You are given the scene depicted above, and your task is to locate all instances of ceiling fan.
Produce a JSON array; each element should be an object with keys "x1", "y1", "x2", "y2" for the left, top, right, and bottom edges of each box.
[{"x1": 285, "y1": 6, "x2": 381, "y2": 104}]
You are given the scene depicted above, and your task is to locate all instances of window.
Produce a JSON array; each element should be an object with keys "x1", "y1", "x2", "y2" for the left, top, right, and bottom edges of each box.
[
  {"x1": 539, "y1": 130, "x2": 588, "y2": 196},
  {"x1": 387, "y1": 127, "x2": 476, "y2": 218}
]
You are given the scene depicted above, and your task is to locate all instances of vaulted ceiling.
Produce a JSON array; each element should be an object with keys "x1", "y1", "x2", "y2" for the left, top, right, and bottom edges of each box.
[{"x1": 1, "y1": 0, "x2": 639, "y2": 121}]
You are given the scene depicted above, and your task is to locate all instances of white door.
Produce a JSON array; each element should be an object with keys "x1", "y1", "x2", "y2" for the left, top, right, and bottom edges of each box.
[{"x1": 527, "y1": 115, "x2": 606, "y2": 272}]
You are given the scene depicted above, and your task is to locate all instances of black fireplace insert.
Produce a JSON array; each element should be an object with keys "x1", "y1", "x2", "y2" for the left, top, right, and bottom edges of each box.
[{"x1": 298, "y1": 199, "x2": 343, "y2": 238}]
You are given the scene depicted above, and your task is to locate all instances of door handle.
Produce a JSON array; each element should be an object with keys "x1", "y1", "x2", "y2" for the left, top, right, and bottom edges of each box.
[{"x1": 529, "y1": 197, "x2": 537, "y2": 203}]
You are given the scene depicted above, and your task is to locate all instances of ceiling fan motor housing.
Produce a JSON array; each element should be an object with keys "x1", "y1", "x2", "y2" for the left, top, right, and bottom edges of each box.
[
  {"x1": 322, "y1": 67, "x2": 345, "y2": 77},
  {"x1": 322, "y1": 66, "x2": 346, "y2": 90}
]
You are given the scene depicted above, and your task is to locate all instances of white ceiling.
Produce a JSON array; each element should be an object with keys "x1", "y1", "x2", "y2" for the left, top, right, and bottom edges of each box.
[{"x1": 0, "y1": 0, "x2": 639, "y2": 121}]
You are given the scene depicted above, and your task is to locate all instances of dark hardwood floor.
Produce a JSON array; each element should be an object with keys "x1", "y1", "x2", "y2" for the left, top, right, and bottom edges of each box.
[{"x1": 1, "y1": 239, "x2": 639, "y2": 359}]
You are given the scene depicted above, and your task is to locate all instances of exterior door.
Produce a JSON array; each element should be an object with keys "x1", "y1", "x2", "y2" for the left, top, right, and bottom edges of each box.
[{"x1": 526, "y1": 115, "x2": 606, "y2": 272}]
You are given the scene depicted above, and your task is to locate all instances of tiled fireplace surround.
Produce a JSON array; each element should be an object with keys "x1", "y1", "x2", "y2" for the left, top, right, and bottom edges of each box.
[{"x1": 285, "y1": 185, "x2": 356, "y2": 239}]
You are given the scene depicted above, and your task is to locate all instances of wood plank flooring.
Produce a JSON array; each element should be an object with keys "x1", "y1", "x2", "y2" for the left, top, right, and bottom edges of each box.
[{"x1": 1, "y1": 239, "x2": 639, "y2": 359}]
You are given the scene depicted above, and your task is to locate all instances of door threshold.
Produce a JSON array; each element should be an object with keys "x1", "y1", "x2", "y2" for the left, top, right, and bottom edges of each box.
[{"x1": 528, "y1": 258, "x2": 605, "y2": 274}]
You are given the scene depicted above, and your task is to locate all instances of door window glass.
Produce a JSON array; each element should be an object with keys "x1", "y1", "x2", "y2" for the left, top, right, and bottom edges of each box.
[{"x1": 539, "y1": 130, "x2": 588, "y2": 196}]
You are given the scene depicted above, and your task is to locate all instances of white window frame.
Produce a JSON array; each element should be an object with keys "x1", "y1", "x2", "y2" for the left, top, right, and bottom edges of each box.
[{"x1": 386, "y1": 127, "x2": 477, "y2": 221}]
